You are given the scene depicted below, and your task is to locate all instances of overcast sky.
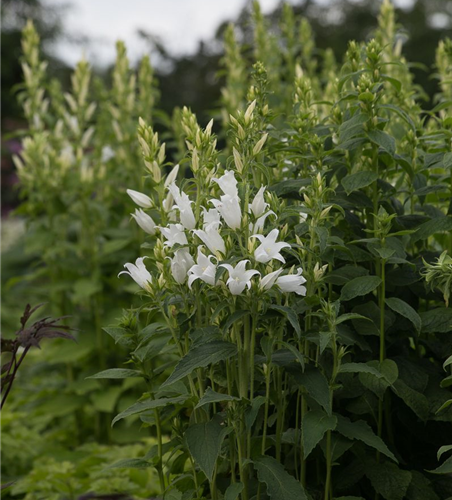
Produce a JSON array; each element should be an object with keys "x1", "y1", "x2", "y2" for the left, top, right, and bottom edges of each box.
[{"x1": 44, "y1": 0, "x2": 414, "y2": 68}]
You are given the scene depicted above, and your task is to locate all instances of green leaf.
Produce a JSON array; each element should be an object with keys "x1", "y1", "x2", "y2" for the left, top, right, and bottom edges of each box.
[
  {"x1": 437, "y1": 445, "x2": 452, "y2": 461},
  {"x1": 336, "y1": 313, "x2": 371, "y2": 325},
  {"x1": 340, "y1": 276, "x2": 382, "y2": 301},
  {"x1": 104, "y1": 458, "x2": 151, "y2": 470},
  {"x1": 367, "y1": 129, "x2": 396, "y2": 156},
  {"x1": 406, "y1": 471, "x2": 440, "y2": 500},
  {"x1": 336, "y1": 415, "x2": 397, "y2": 462},
  {"x1": 341, "y1": 171, "x2": 378, "y2": 195},
  {"x1": 254, "y1": 456, "x2": 308, "y2": 500},
  {"x1": 411, "y1": 216, "x2": 452, "y2": 243},
  {"x1": 359, "y1": 359, "x2": 399, "y2": 399},
  {"x1": 185, "y1": 417, "x2": 231, "y2": 481},
  {"x1": 245, "y1": 395, "x2": 266, "y2": 431},
  {"x1": 302, "y1": 410, "x2": 337, "y2": 458},
  {"x1": 386, "y1": 297, "x2": 421, "y2": 334},
  {"x1": 112, "y1": 396, "x2": 187, "y2": 426},
  {"x1": 392, "y1": 379, "x2": 429, "y2": 421},
  {"x1": 270, "y1": 305, "x2": 301, "y2": 337},
  {"x1": 298, "y1": 366, "x2": 331, "y2": 415},
  {"x1": 103, "y1": 326, "x2": 134, "y2": 348},
  {"x1": 339, "y1": 363, "x2": 384, "y2": 378},
  {"x1": 365, "y1": 461, "x2": 411, "y2": 500},
  {"x1": 194, "y1": 387, "x2": 239, "y2": 409},
  {"x1": 161, "y1": 341, "x2": 237, "y2": 388},
  {"x1": 222, "y1": 310, "x2": 249, "y2": 333},
  {"x1": 428, "y1": 455, "x2": 452, "y2": 474},
  {"x1": 277, "y1": 341, "x2": 305, "y2": 371},
  {"x1": 87, "y1": 368, "x2": 142, "y2": 379},
  {"x1": 224, "y1": 482, "x2": 244, "y2": 500},
  {"x1": 420, "y1": 308, "x2": 452, "y2": 334}
]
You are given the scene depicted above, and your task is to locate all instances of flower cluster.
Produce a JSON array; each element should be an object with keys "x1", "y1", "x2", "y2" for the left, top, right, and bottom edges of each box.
[{"x1": 119, "y1": 170, "x2": 307, "y2": 297}]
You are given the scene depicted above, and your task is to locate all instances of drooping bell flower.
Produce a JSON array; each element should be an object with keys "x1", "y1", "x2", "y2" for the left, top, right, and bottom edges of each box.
[
  {"x1": 160, "y1": 224, "x2": 188, "y2": 248},
  {"x1": 220, "y1": 260, "x2": 260, "y2": 295},
  {"x1": 131, "y1": 208, "x2": 156, "y2": 235},
  {"x1": 167, "y1": 183, "x2": 196, "y2": 230},
  {"x1": 188, "y1": 247, "x2": 218, "y2": 288},
  {"x1": 252, "y1": 228, "x2": 291, "y2": 264},
  {"x1": 259, "y1": 268, "x2": 283, "y2": 290},
  {"x1": 127, "y1": 189, "x2": 152, "y2": 208},
  {"x1": 210, "y1": 194, "x2": 242, "y2": 230},
  {"x1": 118, "y1": 257, "x2": 153, "y2": 292},
  {"x1": 212, "y1": 170, "x2": 238, "y2": 197},
  {"x1": 193, "y1": 222, "x2": 226, "y2": 255},
  {"x1": 276, "y1": 268, "x2": 307, "y2": 296},
  {"x1": 170, "y1": 248, "x2": 195, "y2": 284}
]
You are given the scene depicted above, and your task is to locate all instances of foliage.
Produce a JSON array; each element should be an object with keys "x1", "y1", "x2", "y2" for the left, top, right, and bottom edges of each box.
[{"x1": 3, "y1": 1, "x2": 452, "y2": 499}]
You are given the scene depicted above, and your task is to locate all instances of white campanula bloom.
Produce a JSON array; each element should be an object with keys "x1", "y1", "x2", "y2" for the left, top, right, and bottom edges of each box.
[
  {"x1": 127, "y1": 189, "x2": 153, "y2": 209},
  {"x1": 188, "y1": 247, "x2": 217, "y2": 288},
  {"x1": 118, "y1": 257, "x2": 152, "y2": 292},
  {"x1": 250, "y1": 210, "x2": 276, "y2": 234},
  {"x1": 259, "y1": 268, "x2": 283, "y2": 290},
  {"x1": 202, "y1": 207, "x2": 221, "y2": 228},
  {"x1": 276, "y1": 268, "x2": 307, "y2": 296},
  {"x1": 212, "y1": 170, "x2": 238, "y2": 197},
  {"x1": 211, "y1": 194, "x2": 242, "y2": 230},
  {"x1": 164, "y1": 164, "x2": 180, "y2": 187},
  {"x1": 170, "y1": 248, "x2": 195, "y2": 284},
  {"x1": 193, "y1": 222, "x2": 226, "y2": 255},
  {"x1": 131, "y1": 208, "x2": 156, "y2": 235},
  {"x1": 249, "y1": 186, "x2": 268, "y2": 217},
  {"x1": 252, "y1": 228, "x2": 291, "y2": 264},
  {"x1": 160, "y1": 224, "x2": 188, "y2": 248},
  {"x1": 220, "y1": 260, "x2": 260, "y2": 295},
  {"x1": 168, "y1": 183, "x2": 196, "y2": 230},
  {"x1": 162, "y1": 191, "x2": 174, "y2": 213}
]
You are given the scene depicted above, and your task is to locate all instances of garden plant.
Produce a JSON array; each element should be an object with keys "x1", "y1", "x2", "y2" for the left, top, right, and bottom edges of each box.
[{"x1": 2, "y1": 1, "x2": 452, "y2": 499}]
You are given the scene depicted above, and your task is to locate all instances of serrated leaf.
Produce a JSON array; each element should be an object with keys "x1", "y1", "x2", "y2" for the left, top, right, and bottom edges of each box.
[
  {"x1": 420, "y1": 308, "x2": 452, "y2": 334},
  {"x1": 185, "y1": 417, "x2": 230, "y2": 481},
  {"x1": 392, "y1": 379, "x2": 429, "y2": 421},
  {"x1": 270, "y1": 305, "x2": 301, "y2": 337},
  {"x1": 365, "y1": 461, "x2": 411, "y2": 500},
  {"x1": 245, "y1": 395, "x2": 266, "y2": 430},
  {"x1": 254, "y1": 456, "x2": 308, "y2": 500},
  {"x1": 411, "y1": 216, "x2": 452, "y2": 243},
  {"x1": 336, "y1": 415, "x2": 397, "y2": 462},
  {"x1": 104, "y1": 458, "x2": 152, "y2": 470},
  {"x1": 406, "y1": 471, "x2": 439, "y2": 500},
  {"x1": 298, "y1": 366, "x2": 331, "y2": 415},
  {"x1": 339, "y1": 363, "x2": 384, "y2": 378},
  {"x1": 87, "y1": 368, "x2": 142, "y2": 379},
  {"x1": 367, "y1": 129, "x2": 396, "y2": 156},
  {"x1": 161, "y1": 341, "x2": 237, "y2": 388},
  {"x1": 340, "y1": 276, "x2": 382, "y2": 301},
  {"x1": 112, "y1": 396, "x2": 187, "y2": 426},
  {"x1": 224, "y1": 482, "x2": 244, "y2": 500},
  {"x1": 302, "y1": 410, "x2": 337, "y2": 458},
  {"x1": 359, "y1": 359, "x2": 399, "y2": 399},
  {"x1": 385, "y1": 297, "x2": 421, "y2": 334},
  {"x1": 341, "y1": 171, "x2": 378, "y2": 195},
  {"x1": 194, "y1": 387, "x2": 239, "y2": 409}
]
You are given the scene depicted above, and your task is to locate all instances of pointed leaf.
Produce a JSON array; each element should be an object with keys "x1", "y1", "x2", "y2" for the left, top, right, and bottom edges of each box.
[
  {"x1": 302, "y1": 410, "x2": 337, "y2": 458},
  {"x1": 342, "y1": 171, "x2": 378, "y2": 195},
  {"x1": 87, "y1": 368, "x2": 142, "y2": 379},
  {"x1": 185, "y1": 417, "x2": 231, "y2": 481},
  {"x1": 254, "y1": 456, "x2": 308, "y2": 500},
  {"x1": 112, "y1": 396, "x2": 187, "y2": 426},
  {"x1": 386, "y1": 297, "x2": 421, "y2": 334},
  {"x1": 336, "y1": 415, "x2": 397, "y2": 462},
  {"x1": 341, "y1": 276, "x2": 382, "y2": 301},
  {"x1": 194, "y1": 387, "x2": 239, "y2": 409},
  {"x1": 161, "y1": 341, "x2": 237, "y2": 388}
]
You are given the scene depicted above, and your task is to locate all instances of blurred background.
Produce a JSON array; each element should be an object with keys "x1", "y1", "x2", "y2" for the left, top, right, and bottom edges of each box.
[{"x1": 2, "y1": 0, "x2": 452, "y2": 217}]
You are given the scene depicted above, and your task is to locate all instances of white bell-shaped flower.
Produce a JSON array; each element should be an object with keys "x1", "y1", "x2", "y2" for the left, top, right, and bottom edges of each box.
[
  {"x1": 160, "y1": 223, "x2": 188, "y2": 248},
  {"x1": 249, "y1": 186, "x2": 268, "y2": 217},
  {"x1": 252, "y1": 229, "x2": 291, "y2": 264},
  {"x1": 193, "y1": 221, "x2": 226, "y2": 255},
  {"x1": 118, "y1": 257, "x2": 152, "y2": 292},
  {"x1": 220, "y1": 260, "x2": 260, "y2": 295},
  {"x1": 259, "y1": 268, "x2": 283, "y2": 290},
  {"x1": 276, "y1": 268, "x2": 307, "y2": 295},
  {"x1": 202, "y1": 207, "x2": 221, "y2": 228},
  {"x1": 164, "y1": 164, "x2": 180, "y2": 187},
  {"x1": 127, "y1": 189, "x2": 153, "y2": 208},
  {"x1": 131, "y1": 208, "x2": 156, "y2": 235},
  {"x1": 170, "y1": 248, "x2": 195, "y2": 284},
  {"x1": 188, "y1": 247, "x2": 217, "y2": 288},
  {"x1": 167, "y1": 183, "x2": 196, "y2": 230},
  {"x1": 210, "y1": 194, "x2": 242, "y2": 230},
  {"x1": 212, "y1": 170, "x2": 238, "y2": 197}
]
